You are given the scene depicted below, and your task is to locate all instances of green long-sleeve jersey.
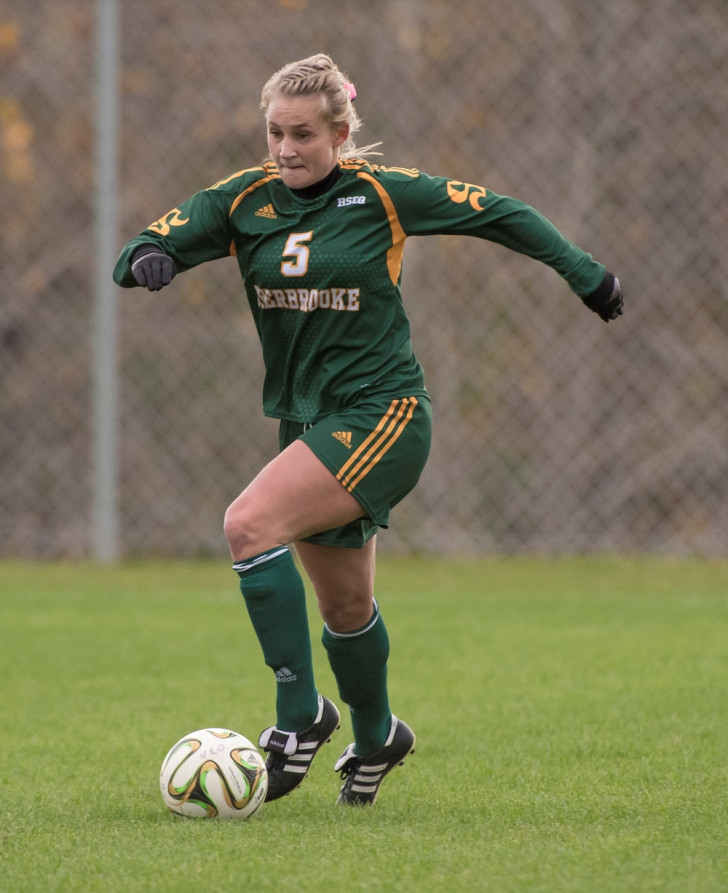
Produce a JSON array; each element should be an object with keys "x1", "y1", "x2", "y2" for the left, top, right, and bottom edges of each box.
[{"x1": 113, "y1": 159, "x2": 605, "y2": 423}]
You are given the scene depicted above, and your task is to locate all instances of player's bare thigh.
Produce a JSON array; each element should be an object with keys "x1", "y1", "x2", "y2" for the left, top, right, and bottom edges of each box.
[
  {"x1": 223, "y1": 439, "x2": 365, "y2": 561},
  {"x1": 295, "y1": 538, "x2": 377, "y2": 633}
]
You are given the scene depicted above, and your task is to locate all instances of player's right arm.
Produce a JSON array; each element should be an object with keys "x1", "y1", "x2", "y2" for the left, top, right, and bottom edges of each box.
[{"x1": 113, "y1": 184, "x2": 235, "y2": 290}]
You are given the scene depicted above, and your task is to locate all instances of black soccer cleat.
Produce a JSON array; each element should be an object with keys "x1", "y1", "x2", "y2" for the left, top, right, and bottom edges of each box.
[
  {"x1": 258, "y1": 695, "x2": 340, "y2": 802},
  {"x1": 335, "y1": 716, "x2": 416, "y2": 805}
]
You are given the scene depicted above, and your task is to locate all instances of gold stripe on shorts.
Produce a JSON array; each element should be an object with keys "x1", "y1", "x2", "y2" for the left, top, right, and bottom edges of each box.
[{"x1": 336, "y1": 397, "x2": 419, "y2": 492}]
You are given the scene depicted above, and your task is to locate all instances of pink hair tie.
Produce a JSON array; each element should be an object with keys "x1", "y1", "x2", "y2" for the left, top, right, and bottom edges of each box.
[{"x1": 343, "y1": 82, "x2": 357, "y2": 101}]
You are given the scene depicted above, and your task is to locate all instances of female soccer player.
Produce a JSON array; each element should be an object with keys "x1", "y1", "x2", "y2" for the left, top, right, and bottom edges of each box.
[{"x1": 114, "y1": 53, "x2": 623, "y2": 806}]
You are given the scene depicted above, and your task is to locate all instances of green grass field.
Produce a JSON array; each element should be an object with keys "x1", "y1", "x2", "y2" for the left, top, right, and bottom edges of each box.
[{"x1": 1, "y1": 557, "x2": 726, "y2": 892}]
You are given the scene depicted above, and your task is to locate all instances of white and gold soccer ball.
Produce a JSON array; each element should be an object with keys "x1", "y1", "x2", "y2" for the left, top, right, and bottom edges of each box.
[{"x1": 160, "y1": 728, "x2": 268, "y2": 820}]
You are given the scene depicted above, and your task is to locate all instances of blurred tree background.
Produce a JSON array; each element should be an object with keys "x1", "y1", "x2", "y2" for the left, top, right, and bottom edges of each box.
[{"x1": 1, "y1": 0, "x2": 727, "y2": 558}]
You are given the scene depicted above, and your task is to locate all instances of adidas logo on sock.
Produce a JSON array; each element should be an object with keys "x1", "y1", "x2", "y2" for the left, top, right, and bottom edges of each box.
[
  {"x1": 332, "y1": 431, "x2": 352, "y2": 448},
  {"x1": 275, "y1": 667, "x2": 297, "y2": 683},
  {"x1": 255, "y1": 203, "x2": 277, "y2": 219}
]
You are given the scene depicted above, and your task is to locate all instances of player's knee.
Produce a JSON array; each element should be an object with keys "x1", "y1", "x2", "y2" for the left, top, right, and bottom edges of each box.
[
  {"x1": 319, "y1": 595, "x2": 375, "y2": 634},
  {"x1": 223, "y1": 498, "x2": 258, "y2": 556}
]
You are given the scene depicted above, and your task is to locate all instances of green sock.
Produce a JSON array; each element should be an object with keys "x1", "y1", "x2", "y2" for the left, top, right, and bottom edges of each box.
[
  {"x1": 322, "y1": 602, "x2": 391, "y2": 756},
  {"x1": 234, "y1": 547, "x2": 318, "y2": 732}
]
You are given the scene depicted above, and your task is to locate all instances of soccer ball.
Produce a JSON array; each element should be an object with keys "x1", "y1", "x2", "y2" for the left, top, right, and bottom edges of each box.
[{"x1": 160, "y1": 728, "x2": 268, "y2": 820}]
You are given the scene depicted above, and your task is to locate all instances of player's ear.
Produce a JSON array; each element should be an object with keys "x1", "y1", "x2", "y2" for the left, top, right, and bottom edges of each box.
[{"x1": 333, "y1": 122, "x2": 350, "y2": 148}]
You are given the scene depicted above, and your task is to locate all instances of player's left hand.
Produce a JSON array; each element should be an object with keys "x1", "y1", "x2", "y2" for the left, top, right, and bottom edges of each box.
[{"x1": 581, "y1": 272, "x2": 624, "y2": 322}]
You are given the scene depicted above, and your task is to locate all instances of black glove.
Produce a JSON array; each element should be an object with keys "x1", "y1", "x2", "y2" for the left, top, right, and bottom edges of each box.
[
  {"x1": 581, "y1": 272, "x2": 624, "y2": 322},
  {"x1": 131, "y1": 244, "x2": 177, "y2": 291}
]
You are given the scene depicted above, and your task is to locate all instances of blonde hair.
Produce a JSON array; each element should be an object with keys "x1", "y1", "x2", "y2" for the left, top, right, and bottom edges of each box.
[{"x1": 260, "y1": 53, "x2": 381, "y2": 160}]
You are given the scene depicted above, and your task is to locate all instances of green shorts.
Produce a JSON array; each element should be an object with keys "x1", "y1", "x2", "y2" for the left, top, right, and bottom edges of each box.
[{"x1": 278, "y1": 392, "x2": 432, "y2": 548}]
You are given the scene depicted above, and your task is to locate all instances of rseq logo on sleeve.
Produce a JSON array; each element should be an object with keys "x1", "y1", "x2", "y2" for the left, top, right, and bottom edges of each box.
[{"x1": 337, "y1": 195, "x2": 366, "y2": 207}]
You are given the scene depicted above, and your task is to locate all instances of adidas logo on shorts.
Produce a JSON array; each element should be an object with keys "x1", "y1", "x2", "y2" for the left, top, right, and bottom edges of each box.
[{"x1": 332, "y1": 431, "x2": 352, "y2": 448}]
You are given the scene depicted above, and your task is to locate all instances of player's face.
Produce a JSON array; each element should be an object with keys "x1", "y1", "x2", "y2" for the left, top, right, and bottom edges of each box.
[{"x1": 266, "y1": 94, "x2": 349, "y2": 189}]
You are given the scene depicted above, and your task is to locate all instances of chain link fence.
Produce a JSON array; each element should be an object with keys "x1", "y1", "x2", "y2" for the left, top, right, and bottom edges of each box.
[{"x1": 2, "y1": 0, "x2": 727, "y2": 558}]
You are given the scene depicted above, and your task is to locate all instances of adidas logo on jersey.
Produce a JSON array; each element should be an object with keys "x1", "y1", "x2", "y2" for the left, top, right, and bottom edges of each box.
[
  {"x1": 255, "y1": 203, "x2": 277, "y2": 219},
  {"x1": 332, "y1": 431, "x2": 353, "y2": 448},
  {"x1": 275, "y1": 666, "x2": 297, "y2": 683}
]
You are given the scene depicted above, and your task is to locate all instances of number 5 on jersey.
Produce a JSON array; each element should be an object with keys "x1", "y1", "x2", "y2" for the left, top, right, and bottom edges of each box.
[{"x1": 281, "y1": 231, "x2": 313, "y2": 277}]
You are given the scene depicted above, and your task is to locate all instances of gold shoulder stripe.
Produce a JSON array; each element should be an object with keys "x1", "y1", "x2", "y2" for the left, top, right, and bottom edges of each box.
[
  {"x1": 336, "y1": 397, "x2": 418, "y2": 492},
  {"x1": 228, "y1": 174, "x2": 281, "y2": 217},
  {"x1": 355, "y1": 171, "x2": 406, "y2": 286},
  {"x1": 207, "y1": 166, "x2": 266, "y2": 190},
  {"x1": 340, "y1": 159, "x2": 368, "y2": 171},
  {"x1": 373, "y1": 165, "x2": 419, "y2": 178}
]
